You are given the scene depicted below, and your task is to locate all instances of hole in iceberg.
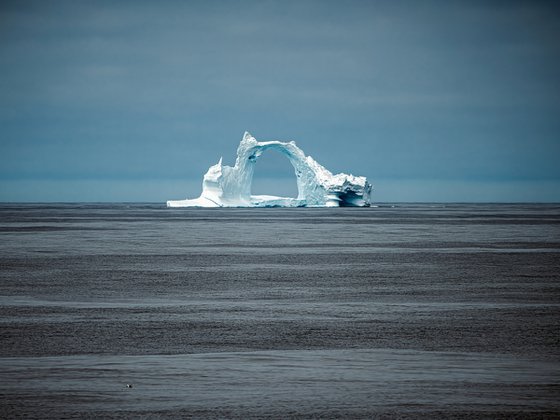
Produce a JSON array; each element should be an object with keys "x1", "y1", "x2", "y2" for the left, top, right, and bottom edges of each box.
[{"x1": 251, "y1": 149, "x2": 298, "y2": 199}]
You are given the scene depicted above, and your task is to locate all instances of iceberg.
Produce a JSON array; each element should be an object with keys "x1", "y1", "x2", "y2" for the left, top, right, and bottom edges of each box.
[{"x1": 167, "y1": 132, "x2": 372, "y2": 208}]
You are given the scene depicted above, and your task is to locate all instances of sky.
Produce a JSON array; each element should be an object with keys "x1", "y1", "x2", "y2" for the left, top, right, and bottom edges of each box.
[{"x1": 1, "y1": 0, "x2": 559, "y2": 202}]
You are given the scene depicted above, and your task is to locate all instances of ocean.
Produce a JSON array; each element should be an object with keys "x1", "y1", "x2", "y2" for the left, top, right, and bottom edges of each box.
[{"x1": 0, "y1": 203, "x2": 559, "y2": 418}]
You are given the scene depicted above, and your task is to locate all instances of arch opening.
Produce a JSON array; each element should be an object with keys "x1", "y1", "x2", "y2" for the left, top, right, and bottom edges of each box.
[{"x1": 250, "y1": 148, "x2": 299, "y2": 199}]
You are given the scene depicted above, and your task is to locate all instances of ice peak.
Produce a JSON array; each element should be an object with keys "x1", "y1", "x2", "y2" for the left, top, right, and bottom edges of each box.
[{"x1": 243, "y1": 131, "x2": 255, "y2": 142}]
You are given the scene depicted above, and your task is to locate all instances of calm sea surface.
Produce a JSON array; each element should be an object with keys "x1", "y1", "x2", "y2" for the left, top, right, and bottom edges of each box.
[{"x1": 0, "y1": 203, "x2": 559, "y2": 418}]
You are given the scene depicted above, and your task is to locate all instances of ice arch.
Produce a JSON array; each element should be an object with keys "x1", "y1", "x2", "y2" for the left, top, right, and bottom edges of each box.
[{"x1": 167, "y1": 132, "x2": 372, "y2": 207}]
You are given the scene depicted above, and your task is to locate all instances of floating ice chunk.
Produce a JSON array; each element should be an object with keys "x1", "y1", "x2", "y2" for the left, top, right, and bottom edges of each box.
[{"x1": 167, "y1": 132, "x2": 372, "y2": 208}]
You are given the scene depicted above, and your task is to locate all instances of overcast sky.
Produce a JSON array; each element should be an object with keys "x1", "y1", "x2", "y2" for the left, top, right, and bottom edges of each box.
[{"x1": 1, "y1": 0, "x2": 559, "y2": 202}]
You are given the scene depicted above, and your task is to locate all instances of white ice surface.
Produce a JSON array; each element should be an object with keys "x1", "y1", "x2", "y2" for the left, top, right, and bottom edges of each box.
[{"x1": 167, "y1": 132, "x2": 372, "y2": 208}]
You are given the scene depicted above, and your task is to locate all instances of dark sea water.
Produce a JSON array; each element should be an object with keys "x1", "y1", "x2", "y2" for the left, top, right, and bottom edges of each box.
[{"x1": 0, "y1": 203, "x2": 559, "y2": 418}]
